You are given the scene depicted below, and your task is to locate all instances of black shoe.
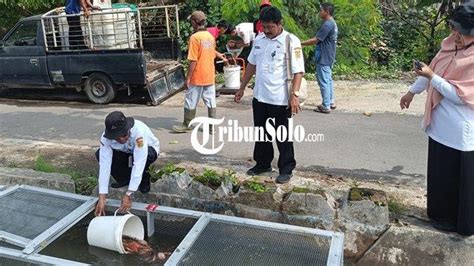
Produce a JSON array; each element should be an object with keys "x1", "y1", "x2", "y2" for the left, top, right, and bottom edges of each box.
[
  {"x1": 276, "y1": 173, "x2": 292, "y2": 184},
  {"x1": 246, "y1": 165, "x2": 273, "y2": 176},
  {"x1": 111, "y1": 181, "x2": 129, "y2": 188},
  {"x1": 431, "y1": 220, "x2": 456, "y2": 232},
  {"x1": 139, "y1": 182, "x2": 151, "y2": 194}
]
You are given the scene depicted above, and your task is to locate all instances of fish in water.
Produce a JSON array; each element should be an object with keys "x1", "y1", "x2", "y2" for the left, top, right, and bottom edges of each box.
[{"x1": 122, "y1": 235, "x2": 171, "y2": 262}]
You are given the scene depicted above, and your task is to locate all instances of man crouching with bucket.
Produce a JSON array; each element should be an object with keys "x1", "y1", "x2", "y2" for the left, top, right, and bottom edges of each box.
[{"x1": 94, "y1": 111, "x2": 160, "y2": 216}]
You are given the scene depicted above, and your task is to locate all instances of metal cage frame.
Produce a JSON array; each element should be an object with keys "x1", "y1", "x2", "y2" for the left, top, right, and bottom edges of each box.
[
  {"x1": 106, "y1": 200, "x2": 344, "y2": 266},
  {"x1": 0, "y1": 186, "x2": 344, "y2": 265},
  {"x1": 0, "y1": 246, "x2": 88, "y2": 266},
  {"x1": 40, "y1": 5, "x2": 180, "y2": 52},
  {"x1": 0, "y1": 185, "x2": 97, "y2": 255}
]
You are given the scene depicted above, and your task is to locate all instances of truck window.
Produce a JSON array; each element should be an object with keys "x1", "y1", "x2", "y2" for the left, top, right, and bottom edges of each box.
[{"x1": 4, "y1": 21, "x2": 38, "y2": 47}]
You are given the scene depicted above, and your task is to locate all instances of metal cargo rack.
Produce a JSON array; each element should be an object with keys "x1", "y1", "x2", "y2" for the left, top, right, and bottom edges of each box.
[{"x1": 41, "y1": 5, "x2": 180, "y2": 52}]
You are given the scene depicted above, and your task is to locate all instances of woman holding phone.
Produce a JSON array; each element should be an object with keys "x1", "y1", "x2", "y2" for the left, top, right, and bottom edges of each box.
[{"x1": 400, "y1": 2, "x2": 474, "y2": 236}]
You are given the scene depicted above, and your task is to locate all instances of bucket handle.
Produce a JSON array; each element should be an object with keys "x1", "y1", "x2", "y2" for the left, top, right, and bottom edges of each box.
[{"x1": 114, "y1": 209, "x2": 132, "y2": 216}]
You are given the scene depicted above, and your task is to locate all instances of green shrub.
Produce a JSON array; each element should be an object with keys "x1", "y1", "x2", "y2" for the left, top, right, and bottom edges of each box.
[
  {"x1": 35, "y1": 155, "x2": 57, "y2": 173},
  {"x1": 246, "y1": 180, "x2": 267, "y2": 193},
  {"x1": 194, "y1": 168, "x2": 222, "y2": 189},
  {"x1": 149, "y1": 163, "x2": 185, "y2": 183}
]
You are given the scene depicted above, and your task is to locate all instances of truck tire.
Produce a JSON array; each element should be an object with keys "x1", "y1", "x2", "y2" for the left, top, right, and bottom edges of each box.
[{"x1": 84, "y1": 73, "x2": 116, "y2": 104}]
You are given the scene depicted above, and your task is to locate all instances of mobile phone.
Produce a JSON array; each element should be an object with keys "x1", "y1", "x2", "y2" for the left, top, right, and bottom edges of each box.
[{"x1": 414, "y1": 60, "x2": 423, "y2": 71}]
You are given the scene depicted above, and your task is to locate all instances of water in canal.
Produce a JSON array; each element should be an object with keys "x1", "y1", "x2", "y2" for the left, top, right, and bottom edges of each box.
[{"x1": 40, "y1": 213, "x2": 197, "y2": 265}]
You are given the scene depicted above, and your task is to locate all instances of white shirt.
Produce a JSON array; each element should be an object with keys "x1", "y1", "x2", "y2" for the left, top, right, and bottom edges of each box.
[
  {"x1": 98, "y1": 120, "x2": 160, "y2": 193},
  {"x1": 235, "y1": 22, "x2": 255, "y2": 45},
  {"x1": 410, "y1": 75, "x2": 474, "y2": 151},
  {"x1": 248, "y1": 30, "x2": 305, "y2": 106}
]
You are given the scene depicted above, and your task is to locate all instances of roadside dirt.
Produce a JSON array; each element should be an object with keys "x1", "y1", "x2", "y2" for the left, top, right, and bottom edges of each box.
[
  {"x1": 162, "y1": 79, "x2": 426, "y2": 115},
  {"x1": 0, "y1": 137, "x2": 427, "y2": 220},
  {"x1": 0, "y1": 79, "x2": 429, "y2": 220}
]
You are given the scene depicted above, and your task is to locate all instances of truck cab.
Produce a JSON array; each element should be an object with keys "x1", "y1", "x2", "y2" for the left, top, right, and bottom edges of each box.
[{"x1": 0, "y1": 16, "x2": 51, "y2": 88}]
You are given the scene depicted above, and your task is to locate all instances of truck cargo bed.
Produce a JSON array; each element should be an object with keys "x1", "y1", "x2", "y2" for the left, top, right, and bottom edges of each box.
[{"x1": 145, "y1": 60, "x2": 185, "y2": 105}]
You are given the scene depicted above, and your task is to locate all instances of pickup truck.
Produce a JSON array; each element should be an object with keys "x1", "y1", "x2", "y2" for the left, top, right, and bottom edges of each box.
[{"x1": 0, "y1": 5, "x2": 185, "y2": 104}]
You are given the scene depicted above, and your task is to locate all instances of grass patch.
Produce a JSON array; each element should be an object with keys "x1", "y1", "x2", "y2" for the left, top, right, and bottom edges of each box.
[
  {"x1": 245, "y1": 179, "x2": 268, "y2": 193},
  {"x1": 222, "y1": 169, "x2": 239, "y2": 186},
  {"x1": 292, "y1": 187, "x2": 325, "y2": 196},
  {"x1": 193, "y1": 168, "x2": 241, "y2": 191},
  {"x1": 194, "y1": 168, "x2": 222, "y2": 189},
  {"x1": 388, "y1": 198, "x2": 406, "y2": 215},
  {"x1": 35, "y1": 154, "x2": 57, "y2": 173},
  {"x1": 6, "y1": 162, "x2": 18, "y2": 168},
  {"x1": 149, "y1": 163, "x2": 185, "y2": 183},
  {"x1": 34, "y1": 154, "x2": 97, "y2": 195},
  {"x1": 349, "y1": 187, "x2": 387, "y2": 206}
]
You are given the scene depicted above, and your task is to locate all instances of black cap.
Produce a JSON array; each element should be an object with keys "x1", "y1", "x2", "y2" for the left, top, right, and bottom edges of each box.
[
  {"x1": 104, "y1": 111, "x2": 134, "y2": 140},
  {"x1": 448, "y1": 2, "x2": 474, "y2": 36}
]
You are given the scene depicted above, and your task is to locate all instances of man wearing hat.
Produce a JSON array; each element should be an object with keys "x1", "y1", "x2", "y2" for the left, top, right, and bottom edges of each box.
[
  {"x1": 173, "y1": 11, "x2": 219, "y2": 133},
  {"x1": 173, "y1": 10, "x2": 221, "y2": 133},
  {"x1": 94, "y1": 111, "x2": 160, "y2": 216}
]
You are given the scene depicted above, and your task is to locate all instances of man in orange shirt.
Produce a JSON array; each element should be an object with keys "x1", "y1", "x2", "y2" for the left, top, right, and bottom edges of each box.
[{"x1": 173, "y1": 11, "x2": 219, "y2": 133}]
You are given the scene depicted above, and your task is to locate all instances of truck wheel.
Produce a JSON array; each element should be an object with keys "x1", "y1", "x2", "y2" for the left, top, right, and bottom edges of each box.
[{"x1": 84, "y1": 73, "x2": 116, "y2": 104}]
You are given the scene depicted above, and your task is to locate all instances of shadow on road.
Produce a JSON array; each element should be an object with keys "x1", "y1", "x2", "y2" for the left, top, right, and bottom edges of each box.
[{"x1": 0, "y1": 87, "x2": 150, "y2": 106}]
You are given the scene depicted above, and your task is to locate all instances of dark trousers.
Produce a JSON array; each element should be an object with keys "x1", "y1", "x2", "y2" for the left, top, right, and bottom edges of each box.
[
  {"x1": 67, "y1": 16, "x2": 86, "y2": 50},
  {"x1": 95, "y1": 147, "x2": 158, "y2": 186},
  {"x1": 427, "y1": 138, "x2": 474, "y2": 236},
  {"x1": 252, "y1": 98, "x2": 296, "y2": 174}
]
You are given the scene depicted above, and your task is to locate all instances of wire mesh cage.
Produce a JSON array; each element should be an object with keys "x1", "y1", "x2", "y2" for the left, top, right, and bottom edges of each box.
[
  {"x1": 164, "y1": 214, "x2": 344, "y2": 266},
  {"x1": 103, "y1": 200, "x2": 345, "y2": 266},
  {"x1": 177, "y1": 220, "x2": 332, "y2": 265},
  {"x1": 0, "y1": 185, "x2": 97, "y2": 255}
]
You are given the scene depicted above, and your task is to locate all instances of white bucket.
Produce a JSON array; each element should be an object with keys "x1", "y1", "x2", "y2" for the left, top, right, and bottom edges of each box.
[
  {"x1": 87, "y1": 212, "x2": 144, "y2": 254},
  {"x1": 224, "y1": 65, "x2": 241, "y2": 89}
]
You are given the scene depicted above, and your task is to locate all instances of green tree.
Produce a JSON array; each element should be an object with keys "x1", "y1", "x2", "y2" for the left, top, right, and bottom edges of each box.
[
  {"x1": 0, "y1": 0, "x2": 63, "y2": 36},
  {"x1": 177, "y1": 0, "x2": 221, "y2": 54},
  {"x1": 380, "y1": 0, "x2": 458, "y2": 70},
  {"x1": 285, "y1": 0, "x2": 383, "y2": 74},
  {"x1": 220, "y1": 0, "x2": 307, "y2": 38}
]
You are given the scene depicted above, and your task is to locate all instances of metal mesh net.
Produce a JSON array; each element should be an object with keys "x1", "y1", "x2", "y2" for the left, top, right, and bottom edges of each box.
[
  {"x1": 0, "y1": 188, "x2": 84, "y2": 239},
  {"x1": 178, "y1": 220, "x2": 331, "y2": 266},
  {"x1": 153, "y1": 214, "x2": 197, "y2": 239}
]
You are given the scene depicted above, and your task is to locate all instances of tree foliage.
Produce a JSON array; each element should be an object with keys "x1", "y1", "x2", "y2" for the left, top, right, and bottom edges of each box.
[
  {"x1": 0, "y1": 0, "x2": 467, "y2": 78},
  {"x1": 378, "y1": 0, "x2": 458, "y2": 70},
  {"x1": 0, "y1": 0, "x2": 63, "y2": 36}
]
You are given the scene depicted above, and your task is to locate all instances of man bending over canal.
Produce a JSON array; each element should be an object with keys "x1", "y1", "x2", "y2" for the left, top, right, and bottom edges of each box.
[{"x1": 94, "y1": 111, "x2": 160, "y2": 216}]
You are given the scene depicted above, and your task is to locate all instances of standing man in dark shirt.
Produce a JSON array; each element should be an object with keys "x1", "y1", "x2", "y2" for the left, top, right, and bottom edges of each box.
[
  {"x1": 65, "y1": 0, "x2": 96, "y2": 50},
  {"x1": 302, "y1": 3, "x2": 338, "y2": 114}
]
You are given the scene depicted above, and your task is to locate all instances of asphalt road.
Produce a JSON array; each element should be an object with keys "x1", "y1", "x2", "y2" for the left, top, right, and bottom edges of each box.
[{"x1": 0, "y1": 88, "x2": 428, "y2": 187}]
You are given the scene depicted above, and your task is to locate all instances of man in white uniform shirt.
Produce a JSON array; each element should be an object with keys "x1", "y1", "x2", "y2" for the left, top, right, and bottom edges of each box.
[
  {"x1": 235, "y1": 6, "x2": 305, "y2": 184},
  {"x1": 227, "y1": 22, "x2": 256, "y2": 49},
  {"x1": 94, "y1": 111, "x2": 160, "y2": 216}
]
